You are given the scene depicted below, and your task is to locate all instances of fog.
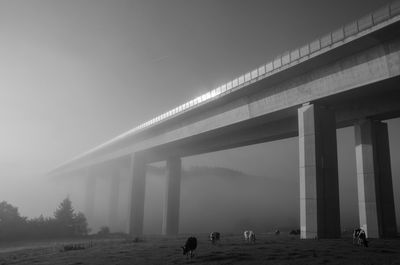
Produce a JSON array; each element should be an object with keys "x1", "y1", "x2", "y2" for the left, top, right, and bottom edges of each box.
[
  {"x1": 0, "y1": 0, "x2": 399, "y2": 236},
  {"x1": 5, "y1": 119, "x2": 396, "y2": 235}
]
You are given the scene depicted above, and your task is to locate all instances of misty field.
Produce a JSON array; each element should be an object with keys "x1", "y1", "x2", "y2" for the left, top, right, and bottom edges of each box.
[{"x1": 0, "y1": 234, "x2": 399, "y2": 265}]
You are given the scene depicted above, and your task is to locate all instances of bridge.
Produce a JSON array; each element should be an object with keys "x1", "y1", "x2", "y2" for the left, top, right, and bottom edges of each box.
[{"x1": 50, "y1": 2, "x2": 400, "y2": 239}]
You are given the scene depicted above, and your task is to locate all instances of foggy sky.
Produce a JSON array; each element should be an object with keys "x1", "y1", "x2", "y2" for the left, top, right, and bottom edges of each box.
[{"x1": 0, "y1": 0, "x2": 399, "y2": 232}]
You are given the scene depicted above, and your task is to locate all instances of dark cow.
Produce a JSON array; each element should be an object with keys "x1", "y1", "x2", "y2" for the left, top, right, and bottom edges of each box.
[
  {"x1": 182, "y1": 237, "x2": 197, "y2": 258},
  {"x1": 289, "y1": 229, "x2": 300, "y2": 235},
  {"x1": 209, "y1": 232, "x2": 221, "y2": 244},
  {"x1": 353, "y1": 228, "x2": 368, "y2": 247}
]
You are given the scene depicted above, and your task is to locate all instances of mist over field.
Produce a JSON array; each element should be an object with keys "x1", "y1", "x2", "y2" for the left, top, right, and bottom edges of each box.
[
  {"x1": 2, "y1": 122, "x2": 399, "y2": 236},
  {"x1": 145, "y1": 166, "x2": 299, "y2": 234}
]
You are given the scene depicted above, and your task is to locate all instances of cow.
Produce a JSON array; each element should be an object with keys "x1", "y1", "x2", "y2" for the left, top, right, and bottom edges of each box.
[
  {"x1": 289, "y1": 229, "x2": 300, "y2": 235},
  {"x1": 244, "y1": 230, "x2": 256, "y2": 243},
  {"x1": 182, "y1": 237, "x2": 197, "y2": 258},
  {"x1": 209, "y1": 232, "x2": 221, "y2": 244},
  {"x1": 353, "y1": 228, "x2": 368, "y2": 247},
  {"x1": 274, "y1": 229, "x2": 280, "y2": 235}
]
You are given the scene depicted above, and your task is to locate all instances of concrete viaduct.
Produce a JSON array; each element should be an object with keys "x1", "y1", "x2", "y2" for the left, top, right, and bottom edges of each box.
[{"x1": 50, "y1": 2, "x2": 400, "y2": 239}]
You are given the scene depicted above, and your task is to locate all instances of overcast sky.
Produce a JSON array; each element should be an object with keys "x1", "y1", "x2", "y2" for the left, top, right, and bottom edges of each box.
[{"x1": 0, "y1": 0, "x2": 398, "y2": 219}]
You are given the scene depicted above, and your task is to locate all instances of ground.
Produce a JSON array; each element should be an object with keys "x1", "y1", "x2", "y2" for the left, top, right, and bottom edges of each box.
[{"x1": 0, "y1": 233, "x2": 399, "y2": 265}]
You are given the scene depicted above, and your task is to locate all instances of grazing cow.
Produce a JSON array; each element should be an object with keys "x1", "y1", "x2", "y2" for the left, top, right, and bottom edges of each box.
[
  {"x1": 289, "y1": 229, "x2": 300, "y2": 235},
  {"x1": 182, "y1": 237, "x2": 197, "y2": 258},
  {"x1": 274, "y1": 229, "x2": 280, "y2": 235},
  {"x1": 209, "y1": 232, "x2": 221, "y2": 244},
  {"x1": 353, "y1": 228, "x2": 368, "y2": 247},
  {"x1": 244, "y1": 230, "x2": 256, "y2": 243}
]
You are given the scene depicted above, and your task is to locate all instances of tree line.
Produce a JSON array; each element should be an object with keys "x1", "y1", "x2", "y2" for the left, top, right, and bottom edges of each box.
[{"x1": 0, "y1": 197, "x2": 89, "y2": 241}]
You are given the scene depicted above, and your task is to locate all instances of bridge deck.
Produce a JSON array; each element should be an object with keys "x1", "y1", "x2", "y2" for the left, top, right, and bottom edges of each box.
[{"x1": 51, "y1": 1, "x2": 400, "y2": 174}]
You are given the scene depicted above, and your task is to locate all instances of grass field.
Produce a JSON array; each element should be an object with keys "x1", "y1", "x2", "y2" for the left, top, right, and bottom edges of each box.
[{"x1": 0, "y1": 233, "x2": 399, "y2": 264}]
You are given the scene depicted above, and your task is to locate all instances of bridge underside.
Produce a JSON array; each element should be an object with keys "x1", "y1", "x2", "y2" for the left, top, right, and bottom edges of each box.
[{"x1": 142, "y1": 75, "x2": 400, "y2": 163}]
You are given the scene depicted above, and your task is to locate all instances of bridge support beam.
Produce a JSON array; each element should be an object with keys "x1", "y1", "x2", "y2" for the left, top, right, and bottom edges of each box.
[
  {"x1": 162, "y1": 157, "x2": 182, "y2": 236},
  {"x1": 354, "y1": 120, "x2": 397, "y2": 238},
  {"x1": 108, "y1": 168, "x2": 121, "y2": 232},
  {"x1": 298, "y1": 103, "x2": 341, "y2": 239},
  {"x1": 129, "y1": 154, "x2": 146, "y2": 237},
  {"x1": 84, "y1": 169, "x2": 97, "y2": 229}
]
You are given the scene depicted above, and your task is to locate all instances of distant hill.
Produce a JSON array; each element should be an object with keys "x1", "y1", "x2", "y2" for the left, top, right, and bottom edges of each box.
[
  {"x1": 146, "y1": 164, "x2": 289, "y2": 183},
  {"x1": 184, "y1": 166, "x2": 244, "y2": 179},
  {"x1": 143, "y1": 164, "x2": 299, "y2": 234},
  {"x1": 143, "y1": 163, "x2": 359, "y2": 234},
  {"x1": 147, "y1": 164, "x2": 244, "y2": 178}
]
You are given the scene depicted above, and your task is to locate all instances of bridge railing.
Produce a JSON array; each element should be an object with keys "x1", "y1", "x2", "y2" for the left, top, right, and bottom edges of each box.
[{"x1": 116, "y1": 1, "x2": 400, "y2": 139}]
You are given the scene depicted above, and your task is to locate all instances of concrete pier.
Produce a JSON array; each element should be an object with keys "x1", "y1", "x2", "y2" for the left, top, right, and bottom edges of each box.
[
  {"x1": 298, "y1": 103, "x2": 341, "y2": 239},
  {"x1": 129, "y1": 154, "x2": 146, "y2": 237},
  {"x1": 84, "y1": 168, "x2": 97, "y2": 228},
  {"x1": 162, "y1": 157, "x2": 182, "y2": 236},
  {"x1": 108, "y1": 168, "x2": 121, "y2": 232},
  {"x1": 354, "y1": 120, "x2": 397, "y2": 238}
]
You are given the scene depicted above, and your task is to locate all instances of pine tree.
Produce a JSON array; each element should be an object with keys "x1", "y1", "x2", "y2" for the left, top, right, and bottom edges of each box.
[
  {"x1": 54, "y1": 197, "x2": 74, "y2": 225},
  {"x1": 54, "y1": 197, "x2": 75, "y2": 236},
  {"x1": 53, "y1": 197, "x2": 89, "y2": 237}
]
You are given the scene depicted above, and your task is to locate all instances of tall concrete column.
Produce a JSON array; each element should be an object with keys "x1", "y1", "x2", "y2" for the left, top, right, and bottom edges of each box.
[
  {"x1": 354, "y1": 119, "x2": 397, "y2": 238},
  {"x1": 84, "y1": 168, "x2": 97, "y2": 229},
  {"x1": 162, "y1": 157, "x2": 182, "y2": 236},
  {"x1": 108, "y1": 168, "x2": 121, "y2": 232},
  {"x1": 298, "y1": 103, "x2": 341, "y2": 239},
  {"x1": 129, "y1": 154, "x2": 146, "y2": 237}
]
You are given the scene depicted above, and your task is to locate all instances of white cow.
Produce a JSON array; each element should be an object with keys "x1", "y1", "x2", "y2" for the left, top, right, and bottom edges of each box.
[{"x1": 243, "y1": 230, "x2": 256, "y2": 243}]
